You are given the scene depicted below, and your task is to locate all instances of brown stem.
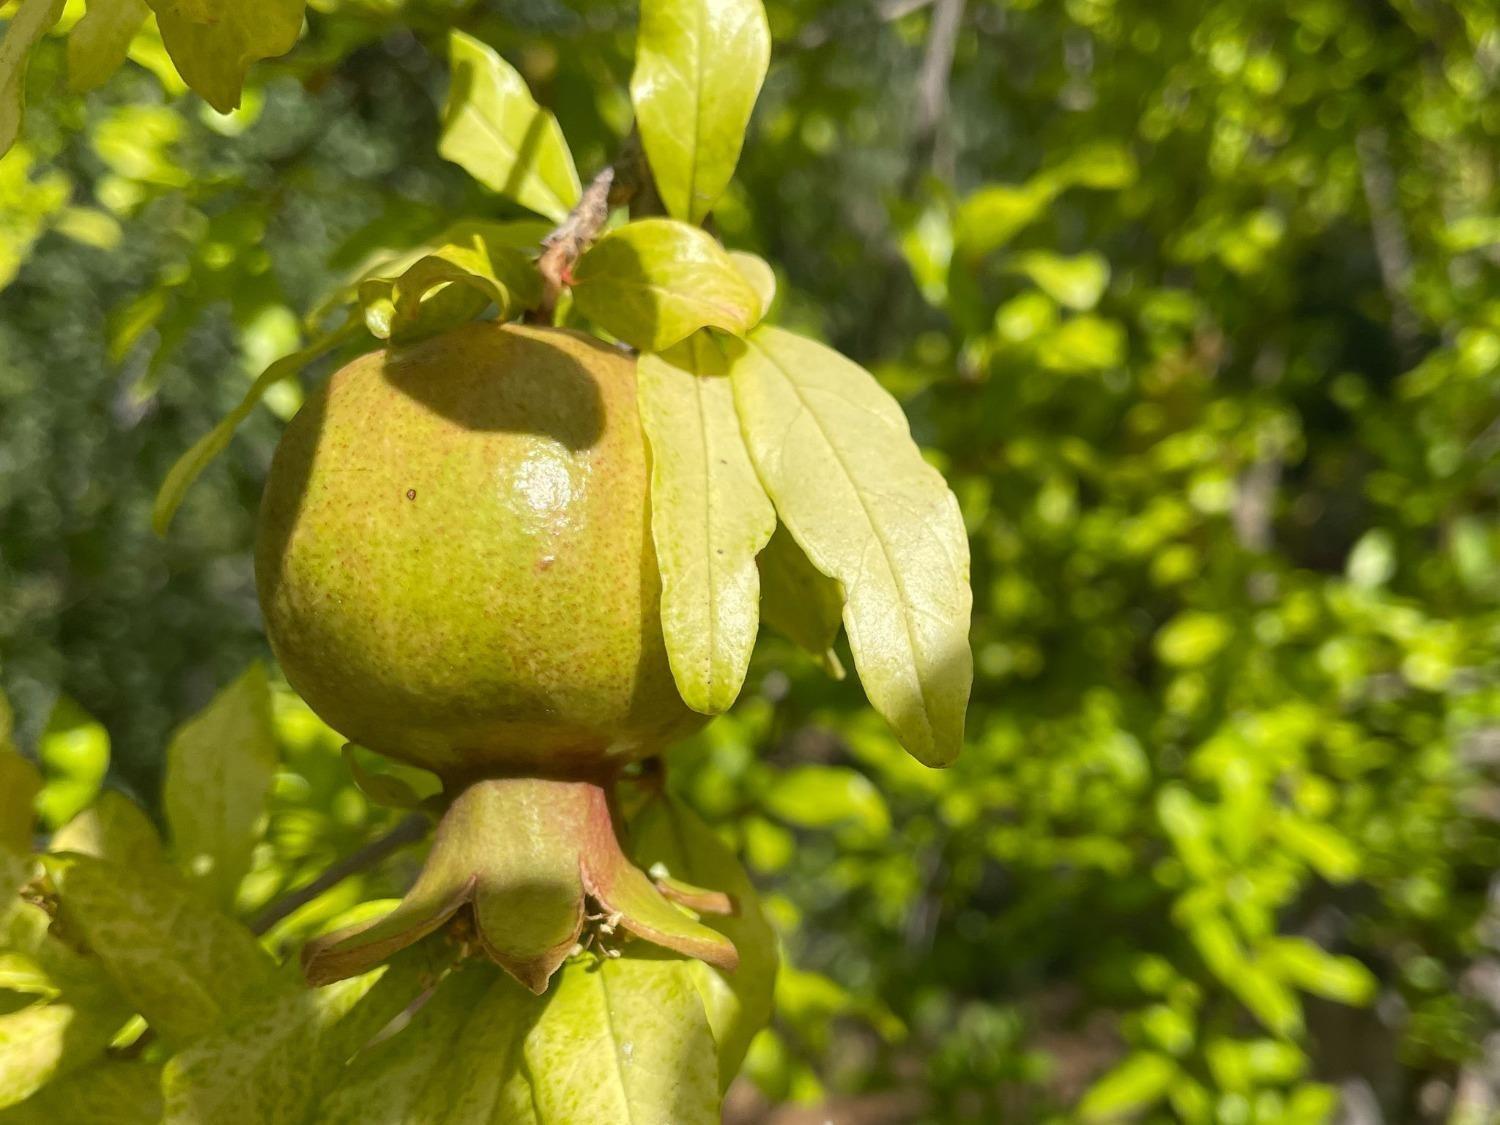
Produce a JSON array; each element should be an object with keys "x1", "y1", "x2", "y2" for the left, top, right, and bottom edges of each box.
[
  {"x1": 533, "y1": 131, "x2": 651, "y2": 323},
  {"x1": 250, "y1": 813, "x2": 430, "y2": 936}
]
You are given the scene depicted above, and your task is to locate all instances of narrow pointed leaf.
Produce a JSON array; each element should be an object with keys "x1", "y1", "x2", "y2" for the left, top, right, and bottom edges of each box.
[
  {"x1": 728, "y1": 327, "x2": 972, "y2": 766},
  {"x1": 67, "y1": 0, "x2": 149, "y2": 93},
  {"x1": 630, "y1": 0, "x2": 770, "y2": 224},
  {"x1": 439, "y1": 30, "x2": 580, "y2": 222},
  {"x1": 525, "y1": 956, "x2": 720, "y2": 1125},
  {"x1": 630, "y1": 793, "x2": 777, "y2": 1087},
  {"x1": 43, "y1": 854, "x2": 288, "y2": 1045},
  {"x1": 758, "y1": 523, "x2": 845, "y2": 677},
  {"x1": 142, "y1": 0, "x2": 304, "y2": 113},
  {"x1": 638, "y1": 334, "x2": 774, "y2": 713},
  {"x1": 163, "y1": 663, "x2": 277, "y2": 911},
  {"x1": 153, "y1": 319, "x2": 358, "y2": 534},
  {"x1": 0, "y1": 0, "x2": 64, "y2": 157},
  {"x1": 572, "y1": 219, "x2": 761, "y2": 351}
]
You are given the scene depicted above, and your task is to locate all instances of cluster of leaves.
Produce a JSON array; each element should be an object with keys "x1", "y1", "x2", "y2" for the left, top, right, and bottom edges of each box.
[
  {"x1": 0, "y1": 674, "x2": 776, "y2": 1123},
  {"x1": 3, "y1": 0, "x2": 1500, "y2": 1122}
]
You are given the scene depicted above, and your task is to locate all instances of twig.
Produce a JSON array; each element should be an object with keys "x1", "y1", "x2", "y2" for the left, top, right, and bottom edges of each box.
[
  {"x1": 249, "y1": 813, "x2": 430, "y2": 936},
  {"x1": 909, "y1": 0, "x2": 966, "y2": 184},
  {"x1": 1356, "y1": 125, "x2": 1420, "y2": 362},
  {"x1": 534, "y1": 132, "x2": 651, "y2": 322}
]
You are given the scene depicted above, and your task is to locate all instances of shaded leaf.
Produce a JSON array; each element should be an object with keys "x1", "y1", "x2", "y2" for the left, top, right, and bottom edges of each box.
[
  {"x1": 143, "y1": 0, "x2": 304, "y2": 114},
  {"x1": 638, "y1": 334, "x2": 775, "y2": 714},
  {"x1": 0, "y1": 1059, "x2": 161, "y2": 1124},
  {"x1": 572, "y1": 219, "x2": 761, "y2": 352},
  {"x1": 728, "y1": 327, "x2": 972, "y2": 766},
  {"x1": 439, "y1": 30, "x2": 580, "y2": 222},
  {"x1": 0, "y1": 0, "x2": 64, "y2": 157},
  {"x1": 757, "y1": 523, "x2": 845, "y2": 677},
  {"x1": 630, "y1": 0, "x2": 770, "y2": 224},
  {"x1": 153, "y1": 318, "x2": 359, "y2": 534},
  {"x1": 0, "y1": 754, "x2": 40, "y2": 857},
  {"x1": 43, "y1": 853, "x2": 288, "y2": 1045},
  {"x1": 163, "y1": 663, "x2": 277, "y2": 910},
  {"x1": 67, "y1": 0, "x2": 149, "y2": 93}
]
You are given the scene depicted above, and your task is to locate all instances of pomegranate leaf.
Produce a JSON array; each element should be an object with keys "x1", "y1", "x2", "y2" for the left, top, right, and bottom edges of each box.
[
  {"x1": 142, "y1": 0, "x2": 304, "y2": 114},
  {"x1": 638, "y1": 333, "x2": 775, "y2": 714},
  {"x1": 0, "y1": 0, "x2": 65, "y2": 157},
  {"x1": 67, "y1": 0, "x2": 150, "y2": 94},
  {"x1": 0, "y1": 1059, "x2": 161, "y2": 1124},
  {"x1": 757, "y1": 522, "x2": 846, "y2": 678},
  {"x1": 630, "y1": 0, "x2": 770, "y2": 225},
  {"x1": 728, "y1": 326, "x2": 973, "y2": 767}
]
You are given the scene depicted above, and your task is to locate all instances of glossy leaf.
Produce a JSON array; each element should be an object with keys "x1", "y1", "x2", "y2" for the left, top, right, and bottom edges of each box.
[
  {"x1": 630, "y1": 0, "x2": 770, "y2": 224},
  {"x1": 0, "y1": 0, "x2": 64, "y2": 157},
  {"x1": 757, "y1": 523, "x2": 845, "y2": 677},
  {"x1": 630, "y1": 792, "x2": 777, "y2": 1086},
  {"x1": 526, "y1": 955, "x2": 721, "y2": 1124},
  {"x1": 638, "y1": 334, "x2": 774, "y2": 714},
  {"x1": 142, "y1": 0, "x2": 304, "y2": 113},
  {"x1": 43, "y1": 853, "x2": 288, "y2": 1045},
  {"x1": 728, "y1": 327, "x2": 972, "y2": 766},
  {"x1": 68, "y1": 0, "x2": 149, "y2": 93},
  {"x1": 163, "y1": 663, "x2": 277, "y2": 910},
  {"x1": 439, "y1": 30, "x2": 580, "y2": 222},
  {"x1": 153, "y1": 319, "x2": 358, "y2": 534},
  {"x1": 572, "y1": 219, "x2": 762, "y2": 352}
]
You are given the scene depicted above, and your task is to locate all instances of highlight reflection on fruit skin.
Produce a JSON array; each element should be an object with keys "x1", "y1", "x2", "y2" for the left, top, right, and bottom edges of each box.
[{"x1": 255, "y1": 321, "x2": 705, "y2": 783}]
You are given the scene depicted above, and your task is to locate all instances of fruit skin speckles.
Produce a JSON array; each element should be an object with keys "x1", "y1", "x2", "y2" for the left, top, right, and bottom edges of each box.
[{"x1": 255, "y1": 322, "x2": 702, "y2": 782}]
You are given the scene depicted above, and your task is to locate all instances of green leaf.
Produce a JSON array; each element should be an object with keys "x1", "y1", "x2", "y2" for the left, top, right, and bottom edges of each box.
[
  {"x1": 142, "y1": 0, "x2": 304, "y2": 114},
  {"x1": 43, "y1": 853, "x2": 288, "y2": 1045},
  {"x1": 757, "y1": 523, "x2": 845, "y2": 677},
  {"x1": 638, "y1": 334, "x2": 775, "y2": 714},
  {"x1": 0, "y1": 1059, "x2": 162, "y2": 1124},
  {"x1": 526, "y1": 955, "x2": 721, "y2": 1124},
  {"x1": 341, "y1": 746, "x2": 425, "y2": 811},
  {"x1": 630, "y1": 0, "x2": 770, "y2": 224},
  {"x1": 51, "y1": 791, "x2": 163, "y2": 870},
  {"x1": 35, "y1": 699, "x2": 109, "y2": 831},
  {"x1": 0, "y1": 0, "x2": 64, "y2": 157},
  {"x1": 954, "y1": 181, "x2": 1052, "y2": 259},
  {"x1": 0, "y1": 144, "x2": 69, "y2": 289},
  {"x1": 439, "y1": 30, "x2": 580, "y2": 222},
  {"x1": 629, "y1": 793, "x2": 777, "y2": 1086},
  {"x1": 1012, "y1": 251, "x2": 1110, "y2": 311},
  {"x1": 163, "y1": 663, "x2": 277, "y2": 910},
  {"x1": 0, "y1": 753, "x2": 40, "y2": 857},
  {"x1": 1264, "y1": 937, "x2": 1377, "y2": 1006},
  {"x1": 761, "y1": 765, "x2": 890, "y2": 838},
  {"x1": 386, "y1": 236, "x2": 541, "y2": 344},
  {"x1": 728, "y1": 250, "x2": 775, "y2": 314},
  {"x1": 67, "y1": 0, "x2": 149, "y2": 93},
  {"x1": 0, "y1": 952, "x2": 56, "y2": 999},
  {"x1": 572, "y1": 219, "x2": 762, "y2": 352},
  {"x1": 320, "y1": 960, "x2": 540, "y2": 1125},
  {"x1": 153, "y1": 318, "x2": 358, "y2": 534},
  {"x1": 0, "y1": 1000, "x2": 127, "y2": 1110},
  {"x1": 727, "y1": 327, "x2": 972, "y2": 766},
  {"x1": 1079, "y1": 1051, "x2": 1178, "y2": 1121}
]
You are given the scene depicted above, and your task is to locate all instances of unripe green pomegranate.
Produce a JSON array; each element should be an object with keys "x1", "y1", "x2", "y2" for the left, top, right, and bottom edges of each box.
[{"x1": 255, "y1": 321, "x2": 703, "y2": 783}]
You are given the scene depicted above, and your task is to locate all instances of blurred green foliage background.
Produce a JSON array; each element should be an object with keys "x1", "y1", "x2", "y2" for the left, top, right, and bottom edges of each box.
[{"x1": 2, "y1": 0, "x2": 1499, "y2": 1120}]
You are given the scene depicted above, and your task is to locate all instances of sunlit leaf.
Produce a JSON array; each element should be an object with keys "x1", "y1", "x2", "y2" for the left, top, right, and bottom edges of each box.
[
  {"x1": 1079, "y1": 1052, "x2": 1178, "y2": 1121},
  {"x1": 438, "y1": 30, "x2": 580, "y2": 222},
  {"x1": 630, "y1": 0, "x2": 770, "y2": 224},
  {"x1": 728, "y1": 250, "x2": 775, "y2": 315},
  {"x1": 67, "y1": 0, "x2": 149, "y2": 93},
  {"x1": 142, "y1": 0, "x2": 304, "y2": 113},
  {"x1": 630, "y1": 791, "x2": 777, "y2": 1086},
  {"x1": 153, "y1": 318, "x2": 359, "y2": 534},
  {"x1": 43, "y1": 853, "x2": 289, "y2": 1045},
  {"x1": 386, "y1": 235, "x2": 541, "y2": 344},
  {"x1": 761, "y1": 765, "x2": 890, "y2": 838},
  {"x1": 163, "y1": 663, "x2": 277, "y2": 910},
  {"x1": 954, "y1": 181, "x2": 1051, "y2": 260},
  {"x1": 638, "y1": 334, "x2": 774, "y2": 714},
  {"x1": 35, "y1": 699, "x2": 109, "y2": 831},
  {"x1": 526, "y1": 955, "x2": 721, "y2": 1124},
  {"x1": 1264, "y1": 938, "x2": 1376, "y2": 1006},
  {"x1": 0, "y1": 144, "x2": 69, "y2": 289},
  {"x1": 51, "y1": 791, "x2": 162, "y2": 870},
  {"x1": 0, "y1": 0, "x2": 64, "y2": 157},
  {"x1": 757, "y1": 523, "x2": 845, "y2": 677},
  {"x1": 728, "y1": 326, "x2": 972, "y2": 766},
  {"x1": 572, "y1": 219, "x2": 762, "y2": 352},
  {"x1": 1012, "y1": 251, "x2": 1110, "y2": 311},
  {"x1": 0, "y1": 1000, "x2": 127, "y2": 1110}
]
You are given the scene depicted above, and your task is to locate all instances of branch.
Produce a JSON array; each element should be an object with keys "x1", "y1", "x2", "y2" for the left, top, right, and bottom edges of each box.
[
  {"x1": 249, "y1": 812, "x2": 430, "y2": 936},
  {"x1": 909, "y1": 0, "x2": 966, "y2": 184},
  {"x1": 534, "y1": 132, "x2": 651, "y2": 323}
]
